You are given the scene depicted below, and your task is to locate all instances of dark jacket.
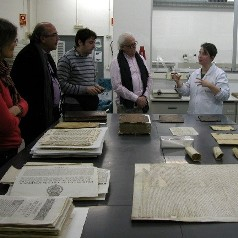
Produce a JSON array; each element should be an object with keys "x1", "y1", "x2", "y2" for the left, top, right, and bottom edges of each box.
[{"x1": 11, "y1": 43, "x2": 60, "y2": 145}]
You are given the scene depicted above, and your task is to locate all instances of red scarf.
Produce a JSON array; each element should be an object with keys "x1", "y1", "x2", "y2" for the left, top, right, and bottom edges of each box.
[{"x1": 0, "y1": 60, "x2": 20, "y2": 105}]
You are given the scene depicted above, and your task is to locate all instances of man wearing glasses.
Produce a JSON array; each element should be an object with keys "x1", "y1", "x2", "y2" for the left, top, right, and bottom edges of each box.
[
  {"x1": 11, "y1": 22, "x2": 61, "y2": 145},
  {"x1": 110, "y1": 32, "x2": 152, "y2": 113}
]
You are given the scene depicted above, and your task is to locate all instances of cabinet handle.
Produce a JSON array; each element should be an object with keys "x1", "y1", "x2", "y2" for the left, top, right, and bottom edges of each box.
[{"x1": 168, "y1": 107, "x2": 177, "y2": 109}]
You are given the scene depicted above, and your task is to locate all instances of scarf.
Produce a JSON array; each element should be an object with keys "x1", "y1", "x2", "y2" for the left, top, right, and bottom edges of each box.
[
  {"x1": 0, "y1": 60, "x2": 20, "y2": 105},
  {"x1": 35, "y1": 45, "x2": 54, "y2": 126},
  {"x1": 117, "y1": 50, "x2": 148, "y2": 108}
]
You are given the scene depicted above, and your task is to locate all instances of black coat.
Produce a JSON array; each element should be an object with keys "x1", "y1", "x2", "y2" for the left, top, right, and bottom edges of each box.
[{"x1": 11, "y1": 43, "x2": 59, "y2": 145}]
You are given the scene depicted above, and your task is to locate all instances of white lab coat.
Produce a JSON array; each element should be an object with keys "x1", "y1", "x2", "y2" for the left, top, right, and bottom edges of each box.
[{"x1": 176, "y1": 63, "x2": 230, "y2": 114}]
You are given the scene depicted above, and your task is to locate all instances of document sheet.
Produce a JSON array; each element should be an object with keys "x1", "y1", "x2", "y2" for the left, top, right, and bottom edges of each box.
[
  {"x1": 211, "y1": 133, "x2": 238, "y2": 145},
  {"x1": 0, "y1": 195, "x2": 72, "y2": 226},
  {"x1": 169, "y1": 127, "x2": 198, "y2": 136},
  {"x1": 9, "y1": 165, "x2": 99, "y2": 198},
  {"x1": 132, "y1": 163, "x2": 238, "y2": 222}
]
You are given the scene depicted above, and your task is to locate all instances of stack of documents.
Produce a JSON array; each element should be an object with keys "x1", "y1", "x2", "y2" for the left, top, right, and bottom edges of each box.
[
  {"x1": 0, "y1": 195, "x2": 74, "y2": 237},
  {"x1": 6, "y1": 163, "x2": 110, "y2": 201},
  {"x1": 31, "y1": 127, "x2": 108, "y2": 158}
]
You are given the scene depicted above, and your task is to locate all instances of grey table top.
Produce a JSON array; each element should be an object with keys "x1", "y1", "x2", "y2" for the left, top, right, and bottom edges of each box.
[{"x1": 1, "y1": 113, "x2": 238, "y2": 238}]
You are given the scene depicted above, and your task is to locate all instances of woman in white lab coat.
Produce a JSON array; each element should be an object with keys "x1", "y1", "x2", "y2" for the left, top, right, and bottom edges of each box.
[{"x1": 172, "y1": 42, "x2": 230, "y2": 114}]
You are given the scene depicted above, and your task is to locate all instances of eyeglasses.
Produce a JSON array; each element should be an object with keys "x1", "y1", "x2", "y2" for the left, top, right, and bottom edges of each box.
[
  {"x1": 43, "y1": 33, "x2": 59, "y2": 38},
  {"x1": 124, "y1": 41, "x2": 138, "y2": 49}
]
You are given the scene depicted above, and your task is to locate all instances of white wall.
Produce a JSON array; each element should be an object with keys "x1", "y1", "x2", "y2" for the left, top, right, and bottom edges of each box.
[
  {"x1": 152, "y1": 7, "x2": 236, "y2": 64},
  {"x1": 1, "y1": 1, "x2": 237, "y2": 72},
  {"x1": 113, "y1": 0, "x2": 153, "y2": 69},
  {"x1": 35, "y1": 0, "x2": 113, "y2": 77},
  {"x1": 0, "y1": 0, "x2": 113, "y2": 78},
  {"x1": 0, "y1": 0, "x2": 30, "y2": 41}
]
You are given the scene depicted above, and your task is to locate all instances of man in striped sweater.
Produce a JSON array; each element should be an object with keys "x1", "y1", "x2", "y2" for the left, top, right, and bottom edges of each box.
[{"x1": 57, "y1": 28, "x2": 104, "y2": 112}]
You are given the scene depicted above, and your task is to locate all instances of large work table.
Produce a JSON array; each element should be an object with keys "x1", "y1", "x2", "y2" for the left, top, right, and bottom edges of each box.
[{"x1": 1, "y1": 114, "x2": 238, "y2": 238}]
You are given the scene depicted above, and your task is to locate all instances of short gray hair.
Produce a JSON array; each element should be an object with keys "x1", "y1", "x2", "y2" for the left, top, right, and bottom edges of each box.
[{"x1": 117, "y1": 32, "x2": 135, "y2": 50}]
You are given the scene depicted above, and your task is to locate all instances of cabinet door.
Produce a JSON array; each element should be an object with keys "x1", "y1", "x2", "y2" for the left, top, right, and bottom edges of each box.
[
  {"x1": 223, "y1": 102, "x2": 237, "y2": 123},
  {"x1": 226, "y1": 114, "x2": 236, "y2": 122},
  {"x1": 223, "y1": 102, "x2": 236, "y2": 115},
  {"x1": 150, "y1": 101, "x2": 188, "y2": 114}
]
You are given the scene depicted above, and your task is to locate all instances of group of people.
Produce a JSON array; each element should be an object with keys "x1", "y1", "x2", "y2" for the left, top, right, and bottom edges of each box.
[{"x1": 0, "y1": 17, "x2": 230, "y2": 166}]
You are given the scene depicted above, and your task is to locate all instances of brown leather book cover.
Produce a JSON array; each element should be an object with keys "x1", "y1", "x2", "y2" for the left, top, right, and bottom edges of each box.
[
  {"x1": 159, "y1": 114, "x2": 184, "y2": 123},
  {"x1": 63, "y1": 111, "x2": 107, "y2": 122}
]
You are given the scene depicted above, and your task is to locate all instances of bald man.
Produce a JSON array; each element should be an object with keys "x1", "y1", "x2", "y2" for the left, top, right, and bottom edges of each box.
[{"x1": 11, "y1": 22, "x2": 61, "y2": 144}]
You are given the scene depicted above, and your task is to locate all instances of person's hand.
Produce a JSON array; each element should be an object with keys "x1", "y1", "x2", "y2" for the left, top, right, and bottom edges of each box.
[
  {"x1": 95, "y1": 85, "x2": 105, "y2": 94},
  {"x1": 136, "y1": 96, "x2": 147, "y2": 109},
  {"x1": 171, "y1": 73, "x2": 183, "y2": 88},
  {"x1": 195, "y1": 78, "x2": 211, "y2": 87},
  {"x1": 86, "y1": 85, "x2": 103, "y2": 95},
  {"x1": 9, "y1": 105, "x2": 21, "y2": 116},
  {"x1": 171, "y1": 73, "x2": 181, "y2": 83}
]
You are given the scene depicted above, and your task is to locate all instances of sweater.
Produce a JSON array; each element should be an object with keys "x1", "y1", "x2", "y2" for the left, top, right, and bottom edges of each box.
[{"x1": 0, "y1": 80, "x2": 28, "y2": 149}]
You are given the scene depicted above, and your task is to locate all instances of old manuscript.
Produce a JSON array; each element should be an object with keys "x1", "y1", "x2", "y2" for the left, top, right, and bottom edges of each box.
[{"x1": 132, "y1": 163, "x2": 238, "y2": 222}]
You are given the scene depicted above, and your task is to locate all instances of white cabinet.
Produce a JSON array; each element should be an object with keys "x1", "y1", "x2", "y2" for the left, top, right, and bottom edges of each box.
[
  {"x1": 150, "y1": 95, "x2": 238, "y2": 123},
  {"x1": 150, "y1": 100, "x2": 188, "y2": 114}
]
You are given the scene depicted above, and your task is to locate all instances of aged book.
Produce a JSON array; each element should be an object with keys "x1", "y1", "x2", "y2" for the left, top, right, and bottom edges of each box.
[
  {"x1": 63, "y1": 111, "x2": 107, "y2": 123},
  {"x1": 119, "y1": 114, "x2": 151, "y2": 135},
  {"x1": 0, "y1": 195, "x2": 74, "y2": 237},
  {"x1": 158, "y1": 114, "x2": 184, "y2": 123},
  {"x1": 198, "y1": 115, "x2": 221, "y2": 122}
]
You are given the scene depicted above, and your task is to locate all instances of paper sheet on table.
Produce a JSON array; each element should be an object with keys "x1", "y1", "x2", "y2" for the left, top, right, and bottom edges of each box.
[
  {"x1": 158, "y1": 114, "x2": 184, "y2": 123},
  {"x1": 54, "y1": 122, "x2": 99, "y2": 129},
  {"x1": 132, "y1": 163, "x2": 238, "y2": 222},
  {"x1": 170, "y1": 127, "x2": 198, "y2": 136},
  {"x1": 0, "y1": 166, "x2": 19, "y2": 184},
  {"x1": 9, "y1": 165, "x2": 99, "y2": 198},
  {"x1": 1, "y1": 163, "x2": 94, "y2": 184},
  {"x1": 210, "y1": 125, "x2": 236, "y2": 131},
  {"x1": 59, "y1": 207, "x2": 88, "y2": 238},
  {"x1": 211, "y1": 133, "x2": 238, "y2": 145},
  {"x1": 160, "y1": 136, "x2": 194, "y2": 148}
]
